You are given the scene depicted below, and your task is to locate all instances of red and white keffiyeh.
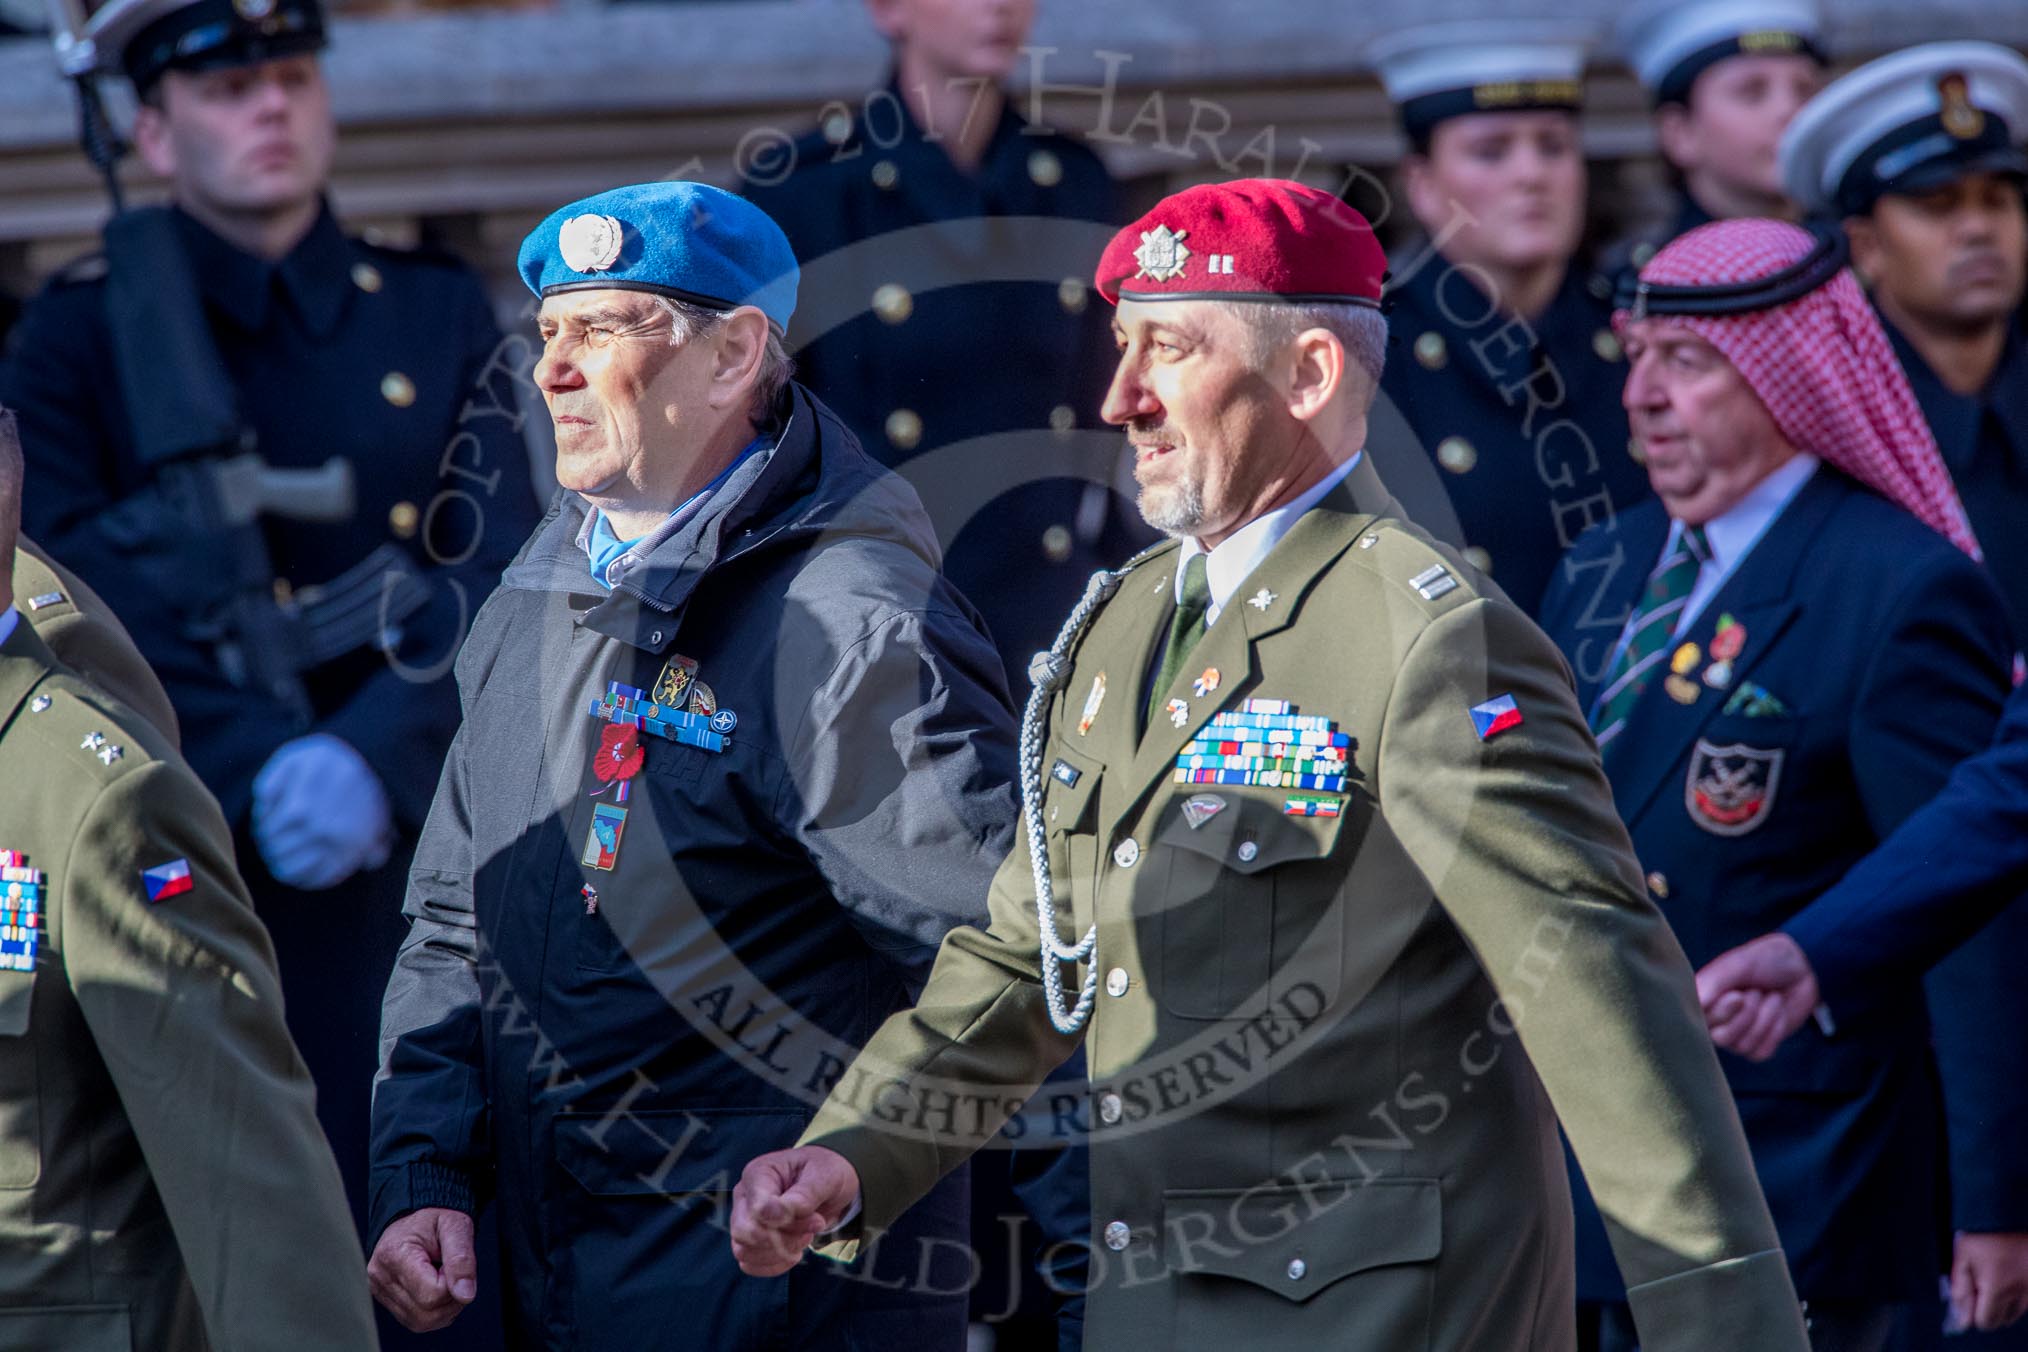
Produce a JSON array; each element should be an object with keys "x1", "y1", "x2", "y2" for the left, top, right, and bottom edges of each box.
[{"x1": 1616, "y1": 218, "x2": 1981, "y2": 560}]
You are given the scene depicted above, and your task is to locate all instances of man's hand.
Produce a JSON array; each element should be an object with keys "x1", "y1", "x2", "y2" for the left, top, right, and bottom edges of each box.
[
  {"x1": 730, "y1": 1146, "x2": 861, "y2": 1277},
  {"x1": 368, "y1": 1207, "x2": 478, "y2": 1333},
  {"x1": 1950, "y1": 1232, "x2": 2028, "y2": 1332},
  {"x1": 1695, "y1": 932, "x2": 1821, "y2": 1062}
]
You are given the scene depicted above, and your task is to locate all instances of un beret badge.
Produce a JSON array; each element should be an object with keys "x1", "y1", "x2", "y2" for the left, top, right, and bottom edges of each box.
[{"x1": 559, "y1": 213, "x2": 626, "y2": 274}]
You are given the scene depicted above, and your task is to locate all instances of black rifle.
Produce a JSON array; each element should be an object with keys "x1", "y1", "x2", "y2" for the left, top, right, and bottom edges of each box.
[{"x1": 45, "y1": 9, "x2": 428, "y2": 721}]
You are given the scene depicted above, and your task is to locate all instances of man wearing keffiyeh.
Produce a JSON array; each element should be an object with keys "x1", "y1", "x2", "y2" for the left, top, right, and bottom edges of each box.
[{"x1": 1542, "y1": 217, "x2": 2028, "y2": 1352}]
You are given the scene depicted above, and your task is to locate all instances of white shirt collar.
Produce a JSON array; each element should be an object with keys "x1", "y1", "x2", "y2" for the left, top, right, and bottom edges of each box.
[
  {"x1": 0, "y1": 608, "x2": 17, "y2": 648},
  {"x1": 1663, "y1": 452, "x2": 1819, "y2": 639},
  {"x1": 1671, "y1": 453, "x2": 1820, "y2": 576},
  {"x1": 1176, "y1": 452, "x2": 1364, "y2": 626}
]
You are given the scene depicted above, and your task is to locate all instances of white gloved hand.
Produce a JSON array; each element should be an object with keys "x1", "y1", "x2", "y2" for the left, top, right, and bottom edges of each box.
[{"x1": 252, "y1": 733, "x2": 394, "y2": 891}]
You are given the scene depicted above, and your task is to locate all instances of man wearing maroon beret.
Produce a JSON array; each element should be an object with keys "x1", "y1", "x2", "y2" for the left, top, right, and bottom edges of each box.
[{"x1": 727, "y1": 179, "x2": 1806, "y2": 1352}]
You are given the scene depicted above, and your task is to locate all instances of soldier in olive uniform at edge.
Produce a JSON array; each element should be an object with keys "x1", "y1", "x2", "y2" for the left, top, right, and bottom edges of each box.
[
  {"x1": 0, "y1": 2, "x2": 537, "y2": 1343},
  {"x1": 730, "y1": 178, "x2": 1810, "y2": 1352},
  {"x1": 1, "y1": 408, "x2": 379, "y2": 1350},
  {"x1": 1369, "y1": 23, "x2": 1656, "y2": 618}
]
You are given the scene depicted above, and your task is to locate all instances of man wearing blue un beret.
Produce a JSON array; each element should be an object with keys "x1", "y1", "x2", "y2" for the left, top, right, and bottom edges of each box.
[{"x1": 366, "y1": 180, "x2": 1018, "y2": 1348}]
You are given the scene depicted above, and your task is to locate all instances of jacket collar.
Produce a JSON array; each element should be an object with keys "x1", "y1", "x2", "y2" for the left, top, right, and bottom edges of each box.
[
  {"x1": 1103, "y1": 455, "x2": 1398, "y2": 825},
  {"x1": 174, "y1": 199, "x2": 353, "y2": 339},
  {"x1": 509, "y1": 384, "x2": 938, "y2": 655},
  {"x1": 1600, "y1": 467, "x2": 1852, "y2": 823}
]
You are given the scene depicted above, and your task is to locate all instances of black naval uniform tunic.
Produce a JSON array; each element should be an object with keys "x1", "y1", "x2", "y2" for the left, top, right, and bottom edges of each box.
[
  {"x1": 1378, "y1": 251, "x2": 1655, "y2": 616},
  {"x1": 1886, "y1": 311, "x2": 2028, "y2": 637},
  {"x1": 0, "y1": 202, "x2": 539, "y2": 1305},
  {"x1": 743, "y1": 82, "x2": 1153, "y2": 688}
]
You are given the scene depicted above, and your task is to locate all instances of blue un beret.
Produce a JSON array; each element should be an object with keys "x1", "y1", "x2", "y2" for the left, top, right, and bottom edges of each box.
[{"x1": 517, "y1": 181, "x2": 799, "y2": 335}]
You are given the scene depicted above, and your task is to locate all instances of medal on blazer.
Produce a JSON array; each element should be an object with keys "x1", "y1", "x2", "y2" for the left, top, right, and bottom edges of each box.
[
  {"x1": 1, "y1": 850, "x2": 45, "y2": 972},
  {"x1": 589, "y1": 681, "x2": 730, "y2": 753},
  {"x1": 653, "y1": 655, "x2": 698, "y2": 707},
  {"x1": 1078, "y1": 673, "x2": 1106, "y2": 736}
]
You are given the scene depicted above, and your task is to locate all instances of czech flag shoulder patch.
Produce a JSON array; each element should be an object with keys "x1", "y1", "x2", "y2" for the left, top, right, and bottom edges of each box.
[
  {"x1": 1469, "y1": 694, "x2": 1524, "y2": 741},
  {"x1": 141, "y1": 858, "x2": 194, "y2": 903}
]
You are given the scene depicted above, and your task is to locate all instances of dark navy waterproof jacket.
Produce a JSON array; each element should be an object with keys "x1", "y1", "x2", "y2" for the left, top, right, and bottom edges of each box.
[
  {"x1": 1542, "y1": 467, "x2": 2028, "y2": 1302},
  {"x1": 370, "y1": 384, "x2": 1027, "y2": 1349}
]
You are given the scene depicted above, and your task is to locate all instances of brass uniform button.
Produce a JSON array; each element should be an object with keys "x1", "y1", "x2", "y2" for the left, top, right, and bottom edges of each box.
[
  {"x1": 1414, "y1": 331, "x2": 1447, "y2": 370},
  {"x1": 872, "y1": 283, "x2": 913, "y2": 325},
  {"x1": 381, "y1": 371, "x2": 417, "y2": 408},
  {"x1": 885, "y1": 408, "x2": 923, "y2": 451},
  {"x1": 351, "y1": 262, "x2": 383, "y2": 293},
  {"x1": 1049, "y1": 404, "x2": 1077, "y2": 434},
  {"x1": 871, "y1": 159, "x2": 899, "y2": 190},
  {"x1": 389, "y1": 500, "x2": 420, "y2": 539},
  {"x1": 1632, "y1": 241, "x2": 1658, "y2": 269},
  {"x1": 822, "y1": 111, "x2": 852, "y2": 145},
  {"x1": 1593, "y1": 329, "x2": 1623, "y2": 363},
  {"x1": 1463, "y1": 545, "x2": 1492, "y2": 574},
  {"x1": 1646, "y1": 871, "x2": 1669, "y2": 899},
  {"x1": 1028, "y1": 148, "x2": 1063, "y2": 187},
  {"x1": 1058, "y1": 277, "x2": 1088, "y2": 314},
  {"x1": 1437, "y1": 436, "x2": 1477, "y2": 474},
  {"x1": 1042, "y1": 524, "x2": 1074, "y2": 563}
]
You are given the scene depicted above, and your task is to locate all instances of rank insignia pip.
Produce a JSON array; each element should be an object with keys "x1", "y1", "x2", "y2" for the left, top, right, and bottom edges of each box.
[
  {"x1": 1, "y1": 851, "x2": 45, "y2": 971},
  {"x1": 1685, "y1": 739, "x2": 1784, "y2": 836}
]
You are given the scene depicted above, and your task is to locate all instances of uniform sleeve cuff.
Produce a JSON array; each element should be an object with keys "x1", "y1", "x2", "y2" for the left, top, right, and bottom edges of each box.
[
  {"x1": 368, "y1": 1160, "x2": 478, "y2": 1243},
  {"x1": 1626, "y1": 1249, "x2": 1809, "y2": 1352}
]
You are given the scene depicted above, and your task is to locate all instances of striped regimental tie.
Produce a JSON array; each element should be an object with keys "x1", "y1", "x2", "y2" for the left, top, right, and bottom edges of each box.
[{"x1": 1589, "y1": 524, "x2": 1710, "y2": 750}]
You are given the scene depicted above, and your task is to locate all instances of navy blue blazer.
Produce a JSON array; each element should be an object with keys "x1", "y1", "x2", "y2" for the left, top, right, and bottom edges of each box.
[
  {"x1": 1541, "y1": 465, "x2": 2017, "y2": 1301},
  {"x1": 1787, "y1": 679, "x2": 2028, "y2": 1007}
]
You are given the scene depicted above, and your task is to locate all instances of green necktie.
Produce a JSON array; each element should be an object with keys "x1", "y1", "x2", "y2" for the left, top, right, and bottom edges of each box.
[
  {"x1": 1590, "y1": 523, "x2": 1710, "y2": 749},
  {"x1": 1145, "y1": 553, "x2": 1212, "y2": 733}
]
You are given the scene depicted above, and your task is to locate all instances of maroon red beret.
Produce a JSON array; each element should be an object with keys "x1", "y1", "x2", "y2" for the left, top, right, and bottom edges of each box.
[{"x1": 1094, "y1": 179, "x2": 1387, "y2": 309}]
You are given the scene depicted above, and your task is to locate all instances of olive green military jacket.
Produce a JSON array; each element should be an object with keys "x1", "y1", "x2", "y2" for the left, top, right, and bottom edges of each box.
[
  {"x1": 804, "y1": 457, "x2": 1807, "y2": 1352},
  {"x1": 0, "y1": 620, "x2": 376, "y2": 1351}
]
